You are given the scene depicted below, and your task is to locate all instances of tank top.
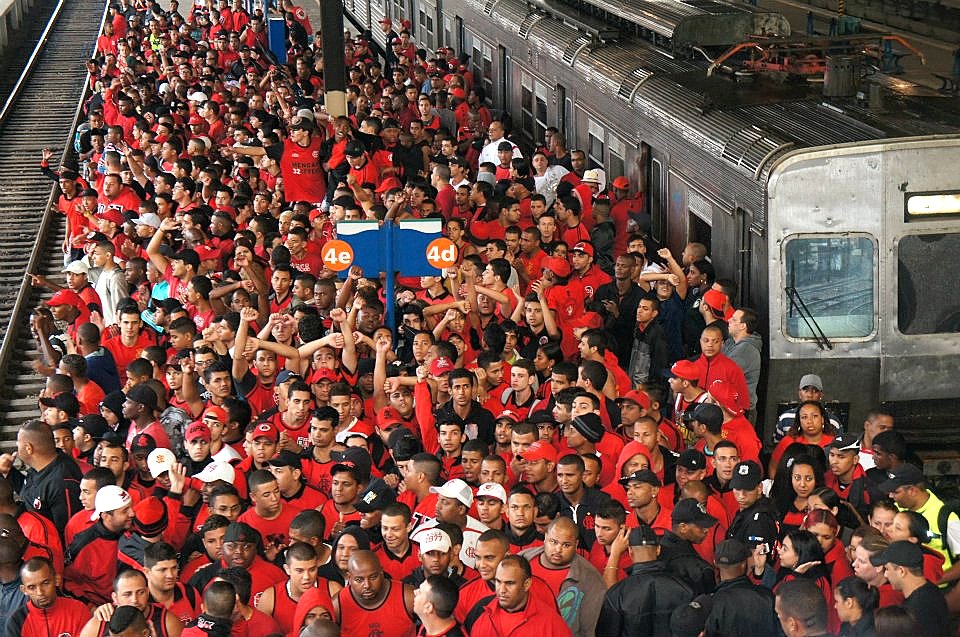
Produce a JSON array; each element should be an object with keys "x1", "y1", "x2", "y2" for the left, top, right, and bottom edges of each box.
[
  {"x1": 338, "y1": 580, "x2": 415, "y2": 637},
  {"x1": 98, "y1": 605, "x2": 170, "y2": 637},
  {"x1": 271, "y1": 581, "x2": 300, "y2": 634}
]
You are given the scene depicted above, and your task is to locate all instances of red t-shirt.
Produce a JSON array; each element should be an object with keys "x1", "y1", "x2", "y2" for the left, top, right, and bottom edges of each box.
[
  {"x1": 238, "y1": 503, "x2": 304, "y2": 549},
  {"x1": 280, "y1": 135, "x2": 327, "y2": 204}
]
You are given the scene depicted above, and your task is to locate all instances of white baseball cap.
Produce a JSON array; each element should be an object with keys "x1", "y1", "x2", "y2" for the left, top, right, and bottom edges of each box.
[
  {"x1": 135, "y1": 212, "x2": 161, "y2": 228},
  {"x1": 417, "y1": 528, "x2": 452, "y2": 554},
  {"x1": 476, "y1": 482, "x2": 507, "y2": 504},
  {"x1": 91, "y1": 485, "x2": 131, "y2": 521},
  {"x1": 62, "y1": 261, "x2": 89, "y2": 275},
  {"x1": 429, "y1": 478, "x2": 473, "y2": 507},
  {"x1": 147, "y1": 448, "x2": 175, "y2": 479},
  {"x1": 193, "y1": 460, "x2": 235, "y2": 484},
  {"x1": 188, "y1": 91, "x2": 209, "y2": 102}
]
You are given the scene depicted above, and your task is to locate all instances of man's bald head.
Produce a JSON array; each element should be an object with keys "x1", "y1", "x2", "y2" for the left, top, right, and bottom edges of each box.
[
  {"x1": 547, "y1": 516, "x2": 579, "y2": 536},
  {"x1": 347, "y1": 549, "x2": 381, "y2": 574}
]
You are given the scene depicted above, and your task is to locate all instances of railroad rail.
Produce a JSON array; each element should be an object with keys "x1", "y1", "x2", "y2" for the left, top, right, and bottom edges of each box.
[{"x1": 0, "y1": 0, "x2": 107, "y2": 446}]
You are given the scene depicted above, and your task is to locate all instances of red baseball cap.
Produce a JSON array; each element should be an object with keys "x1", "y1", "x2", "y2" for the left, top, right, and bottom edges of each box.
[
  {"x1": 377, "y1": 406, "x2": 404, "y2": 429},
  {"x1": 252, "y1": 421, "x2": 279, "y2": 442},
  {"x1": 618, "y1": 389, "x2": 651, "y2": 409},
  {"x1": 429, "y1": 357, "x2": 454, "y2": 377},
  {"x1": 495, "y1": 410, "x2": 522, "y2": 424},
  {"x1": 185, "y1": 421, "x2": 212, "y2": 443},
  {"x1": 98, "y1": 209, "x2": 126, "y2": 226},
  {"x1": 612, "y1": 176, "x2": 630, "y2": 190},
  {"x1": 517, "y1": 440, "x2": 558, "y2": 464},
  {"x1": 709, "y1": 380, "x2": 743, "y2": 415},
  {"x1": 46, "y1": 289, "x2": 86, "y2": 310},
  {"x1": 202, "y1": 405, "x2": 227, "y2": 422},
  {"x1": 572, "y1": 241, "x2": 595, "y2": 257},
  {"x1": 671, "y1": 359, "x2": 702, "y2": 382},
  {"x1": 543, "y1": 256, "x2": 571, "y2": 278},
  {"x1": 194, "y1": 245, "x2": 220, "y2": 262}
]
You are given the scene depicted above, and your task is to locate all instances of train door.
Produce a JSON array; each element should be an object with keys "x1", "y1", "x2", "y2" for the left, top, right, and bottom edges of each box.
[
  {"x1": 390, "y1": 0, "x2": 408, "y2": 32},
  {"x1": 556, "y1": 84, "x2": 568, "y2": 141},
  {"x1": 647, "y1": 146, "x2": 664, "y2": 244},
  {"x1": 667, "y1": 172, "x2": 712, "y2": 257},
  {"x1": 519, "y1": 71, "x2": 550, "y2": 147},
  {"x1": 587, "y1": 118, "x2": 604, "y2": 170},
  {"x1": 442, "y1": 11, "x2": 454, "y2": 49}
]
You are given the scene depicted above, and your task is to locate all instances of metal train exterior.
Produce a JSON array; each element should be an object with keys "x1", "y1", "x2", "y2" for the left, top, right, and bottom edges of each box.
[{"x1": 343, "y1": 0, "x2": 960, "y2": 443}]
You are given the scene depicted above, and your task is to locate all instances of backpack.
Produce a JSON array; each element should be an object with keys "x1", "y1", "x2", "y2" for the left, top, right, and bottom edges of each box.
[{"x1": 935, "y1": 494, "x2": 960, "y2": 562}]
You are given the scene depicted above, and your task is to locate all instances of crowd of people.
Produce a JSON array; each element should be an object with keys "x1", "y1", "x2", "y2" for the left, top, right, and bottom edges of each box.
[{"x1": 9, "y1": 0, "x2": 960, "y2": 635}]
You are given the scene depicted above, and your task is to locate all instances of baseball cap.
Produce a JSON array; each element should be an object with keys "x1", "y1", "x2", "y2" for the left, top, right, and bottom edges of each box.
[
  {"x1": 98, "y1": 209, "x2": 126, "y2": 226},
  {"x1": 496, "y1": 410, "x2": 522, "y2": 424},
  {"x1": 517, "y1": 440, "x2": 558, "y2": 464},
  {"x1": 344, "y1": 140, "x2": 365, "y2": 157},
  {"x1": 677, "y1": 449, "x2": 707, "y2": 472},
  {"x1": 188, "y1": 91, "x2": 208, "y2": 102},
  {"x1": 331, "y1": 447, "x2": 373, "y2": 483},
  {"x1": 729, "y1": 461, "x2": 762, "y2": 490},
  {"x1": 877, "y1": 464, "x2": 925, "y2": 493},
  {"x1": 147, "y1": 448, "x2": 175, "y2": 478},
  {"x1": 223, "y1": 521, "x2": 261, "y2": 544},
  {"x1": 45, "y1": 289, "x2": 86, "y2": 310},
  {"x1": 184, "y1": 421, "x2": 211, "y2": 443},
  {"x1": 670, "y1": 359, "x2": 701, "y2": 381},
  {"x1": 708, "y1": 380, "x2": 742, "y2": 416},
  {"x1": 129, "y1": 433, "x2": 157, "y2": 455},
  {"x1": 193, "y1": 460, "x2": 236, "y2": 484},
  {"x1": 62, "y1": 261, "x2": 89, "y2": 275},
  {"x1": 799, "y1": 374, "x2": 824, "y2": 391},
  {"x1": 268, "y1": 450, "x2": 303, "y2": 471},
  {"x1": 869, "y1": 540, "x2": 923, "y2": 568},
  {"x1": 251, "y1": 421, "x2": 279, "y2": 442},
  {"x1": 429, "y1": 478, "x2": 473, "y2": 507},
  {"x1": 702, "y1": 289, "x2": 728, "y2": 313},
  {"x1": 542, "y1": 255, "x2": 571, "y2": 278},
  {"x1": 126, "y1": 384, "x2": 158, "y2": 412},
  {"x1": 827, "y1": 433, "x2": 861, "y2": 453},
  {"x1": 617, "y1": 390, "x2": 651, "y2": 409},
  {"x1": 612, "y1": 176, "x2": 630, "y2": 190},
  {"x1": 618, "y1": 469, "x2": 661, "y2": 487},
  {"x1": 429, "y1": 357, "x2": 454, "y2": 377},
  {"x1": 275, "y1": 370, "x2": 302, "y2": 385},
  {"x1": 92, "y1": 485, "x2": 132, "y2": 521},
  {"x1": 476, "y1": 482, "x2": 507, "y2": 504},
  {"x1": 528, "y1": 411, "x2": 559, "y2": 426},
  {"x1": 670, "y1": 596, "x2": 714, "y2": 637},
  {"x1": 202, "y1": 405, "x2": 228, "y2": 423},
  {"x1": 628, "y1": 524, "x2": 659, "y2": 546},
  {"x1": 689, "y1": 403, "x2": 723, "y2": 430},
  {"x1": 133, "y1": 496, "x2": 168, "y2": 537},
  {"x1": 39, "y1": 393, "x2": 80, "y2": 416},
  {"x1": 312, "y1": 368, "x2": 339, "y2": 383},
  {"x1": 376, "y1": 406, "x2": 404, "y2": 430},
  {"x1": 75, "y1": 414, "x2": 108, "y2": 441},
  {"x1": 355, "y1": 478, "x2": 396, "y2": 513},
  {"x1": 135, "y1": 212, "x2": 162, "y2": 228},
  {"x1": 417, "y1": 528, "x2": 452, "y2": 553},
  {"x1": 714, "y1": 539, "x2": 751, "y2": 565},
  {"x1": 572, "y1": 241, "x2": 594, "y2": 257},
  {"x1": 672, "y1": 498, "x2": 718, "y2": 527}
]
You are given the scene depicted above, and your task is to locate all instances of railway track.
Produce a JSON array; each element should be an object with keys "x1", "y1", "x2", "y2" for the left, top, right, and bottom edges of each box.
[{"x1": 0, "y1": 0, "x2": 107, "y2": 447}]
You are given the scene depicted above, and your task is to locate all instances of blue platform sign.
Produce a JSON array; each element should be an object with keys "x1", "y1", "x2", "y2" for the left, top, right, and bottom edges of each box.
[
  {"x1": 267, "y1": 16, "x2": 287, "y2": 63},
  {"x1": 334, "y1": 219, "x2": 449, "y2": 332}
]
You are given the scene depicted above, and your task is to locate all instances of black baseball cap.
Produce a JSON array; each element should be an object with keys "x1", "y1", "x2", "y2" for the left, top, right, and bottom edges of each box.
[
  {"x1": 677, "y1": 449, "x2": 707, "y2": 471},
  {"x1": 618, "y1": 469, "x2": 662, "y2": 487},
  {"x1": 628, "y1": 524, "x2": 659, "y2": 547},
  {"x1": 670, "y1": 596, "x2": 714, "y2": 637},
  {"x1": 355, "y1": 478, "x2": 396, "y2": 513},
  {"x1": 729, "y1": 460, "x2": 762, "y2": 490},
  {"x1": 672, "y1": 498, "x2": 718, "y2": 528},
  {"x1": 714, "y1": 539, "x2": 751, "y2": 565},
  {"x1": 869, "y1": 540, "x2": 923, "y2": 568},
  {"x1": 877, "y1": 464, "x2": 925, "y2": 493},
  {"x1": 267, "y1": 450, "x2": 302, "y2": 471}
]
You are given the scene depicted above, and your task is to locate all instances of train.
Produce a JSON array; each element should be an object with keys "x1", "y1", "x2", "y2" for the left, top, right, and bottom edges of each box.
[{"x1": 341, "y1": 0, "x2": 960, "y2": 446}]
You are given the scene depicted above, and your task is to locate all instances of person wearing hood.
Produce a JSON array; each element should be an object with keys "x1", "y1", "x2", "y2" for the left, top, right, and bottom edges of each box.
[
  {"x1": 722, "y1": 308, "x2": 761, "y2": 412},
  {"x1": 601, "y1": 441, "x2": 652, "y2": 509}
]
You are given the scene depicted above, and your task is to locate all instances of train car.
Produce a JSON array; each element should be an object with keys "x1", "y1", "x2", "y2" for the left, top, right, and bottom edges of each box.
[{"x1": 344, "y1": 0, "x2": 960, "y2": 443}]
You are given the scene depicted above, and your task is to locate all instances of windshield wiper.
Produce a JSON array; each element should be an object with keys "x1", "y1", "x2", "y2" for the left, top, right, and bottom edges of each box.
[{"x1": 786, "y1": 264, "x2": 833, "y2": 351}]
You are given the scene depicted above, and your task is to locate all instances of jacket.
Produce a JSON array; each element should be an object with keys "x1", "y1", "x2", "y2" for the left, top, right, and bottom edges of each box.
[
  {"x1": 696, "y1": 352, "x2": 751, "y2": 410},
  {"x1": 63, "y1": 520, "x2": 123, "y2": 605},
  {"x1": 8, "y1": 451, "x2": 83, "y2": 539},
  {"x1": 519, "y1": 547, "x2": 605, "y2": 637},
  {"x1": 595, "y1": 560, "x2": 695, "y2": 637},
  {"x1": 181, "y1": 613, "x2": 233, "y2": 637},
  {"x1": 726, "y1": 497, "x2": 780, "y2": 552},
  {"x1": 658, "y1": 531, "x2": 716, "y2": 594},
  {"x1": 5, "y1": 596, "x2": 90, "y2": 637},
  {"x1": 628, "y1": 320, "x2": 670, "y2": 385},
  {"x1": 557, "y1": 486, "x2": 609, "y2": 550},
  {"x1": 467, "y1": 590, "x2": 573, "y2": 637},
  {"x1": 704, "y1": 575, "x2": 777, "y2": 637},
  {"x1": 721, "y1": 333, "x2": 761, "y2": 409}
]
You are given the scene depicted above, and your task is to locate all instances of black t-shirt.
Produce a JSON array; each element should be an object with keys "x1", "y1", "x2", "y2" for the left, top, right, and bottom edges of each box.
[{"x1": 904, "y1": 581, "x2": 950, "y2": 637}]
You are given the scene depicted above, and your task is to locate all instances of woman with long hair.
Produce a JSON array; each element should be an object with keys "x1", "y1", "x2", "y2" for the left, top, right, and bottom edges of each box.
[
  {"x1": 769, "y1": 401, "x2": 837, "y2": 476},
  {"x1": 803, "y1": 509, "x2": 855, "y2": 584}
]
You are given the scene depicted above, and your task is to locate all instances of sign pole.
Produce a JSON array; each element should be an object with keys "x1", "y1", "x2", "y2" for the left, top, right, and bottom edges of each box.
[{"x1": 384, "y1": 222, "x2": 396, "y2": 338}]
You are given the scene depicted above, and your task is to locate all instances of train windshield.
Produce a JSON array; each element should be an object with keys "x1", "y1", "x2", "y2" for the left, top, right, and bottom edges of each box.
[
  {"x1": 898, "y1": 233, "x2": 960, "y2": 334},
  {"x1": 784, "y1": 236, "x2": 875, "y2": 339}
]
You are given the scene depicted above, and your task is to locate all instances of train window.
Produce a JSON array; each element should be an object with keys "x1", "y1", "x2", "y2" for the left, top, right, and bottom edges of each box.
[
  {"x1": 521, "y1": 74, "x2": 534, "y2": 143},
  {"x1": 897, "y1": 233, "x2": 960, "y2": 334},
  {"x1": 783, "y1": 236, "x2": 876, "y2": 340},
  {"x1": 418, "y1": 8, "x2": 435, "y2": 49},
  {"x1": 608, "y1": 135, "x2": 625, "y2": 185},
  {"x1": 588, "y1": 120, "x2": 604, "y2": 169},
  {"x1": 535, "y1": 85, "x2": 548, "y2": 144},
  {"x1": 905, "y1": 192, "x2": 960, "y2": 221}
]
